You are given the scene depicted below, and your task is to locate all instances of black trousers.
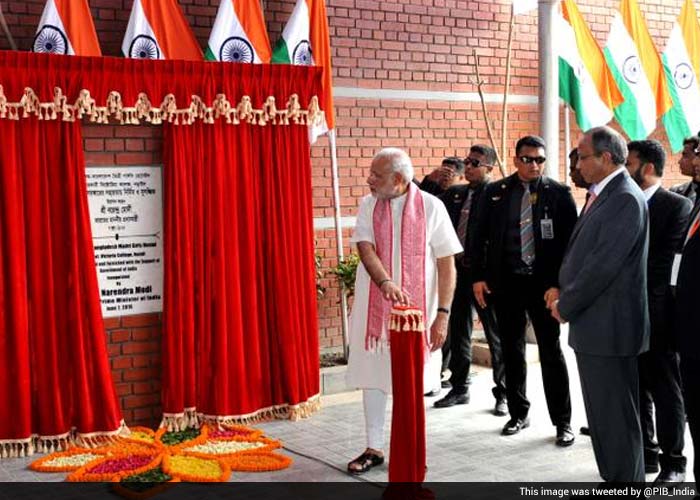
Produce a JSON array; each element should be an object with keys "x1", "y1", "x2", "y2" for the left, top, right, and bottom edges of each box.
[
  {"x1": 680, "y1": 355, "x2": 700, "y2": 490},
  {"x1": 638, "y1": 349, "x2": 686, "y2": 472},
  {"x1": 493, "y1": 273, "x2": 571, "y2": 426},
  {"x1": 446, "y1": 267, "x2": 505, "y2": 399}
]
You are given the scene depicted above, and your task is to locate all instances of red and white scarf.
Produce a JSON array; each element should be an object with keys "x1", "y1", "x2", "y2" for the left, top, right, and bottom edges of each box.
[{"x1": 365, "y1": 182, "x2": 428, "y2": 357}]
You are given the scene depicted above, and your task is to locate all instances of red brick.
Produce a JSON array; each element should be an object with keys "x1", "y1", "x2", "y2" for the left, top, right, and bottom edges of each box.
[
  {"x1": 122, "y1": 341, "x2": 159, "y2": 355},
  {"x1": 122, "y1": 313, "x2": 161, "y2": 328},
  {"x1": 124, "y1": 394, "x2": 160, "y2": 409},
  {"x1": 112, "y1": 357, "x2": 133, "y2": 370},
  {"x1": 123, "y1": 367, "x2": 159, "y2": 382},
  {"x1": 110, "y1": 329, "x2": 130, "y2": 343}
]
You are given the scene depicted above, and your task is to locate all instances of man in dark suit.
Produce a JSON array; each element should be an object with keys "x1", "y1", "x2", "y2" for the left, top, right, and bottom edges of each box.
[
  {"x1": 434, "y1": 145, "x2": 506, "y2": 416},
  {"x1": 670, "y1": 136, "x2": 699, "y2": 205},
  {"x1": 418, "y1": 156, "x2": 465, "y2": 197},
  {"x1": 675, "y1": 145, "x2": 700, "y2": 491},
  {"x1": 472, "y1": 135, "x2": 577, "y2": 445},
  {"x1": 552, "y1": 126, "x2": 649, "y2": 483},
  {"x1": 626, "y1": 140, "x2": 691, "y2": 483}
]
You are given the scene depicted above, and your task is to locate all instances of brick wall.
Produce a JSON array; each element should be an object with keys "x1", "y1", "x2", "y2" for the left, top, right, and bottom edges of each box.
[{"x1": 1, "y1": 0, "x2": 690, "y2": 425}]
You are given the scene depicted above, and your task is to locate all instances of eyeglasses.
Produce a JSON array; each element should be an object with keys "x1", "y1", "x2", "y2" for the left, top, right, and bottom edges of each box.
[
  {"x1": 518, "y1": 156, "x2": 546, "y2": 165},
  {"x1": 464, "y1": 158, "x2": 491, "y2": 168}
]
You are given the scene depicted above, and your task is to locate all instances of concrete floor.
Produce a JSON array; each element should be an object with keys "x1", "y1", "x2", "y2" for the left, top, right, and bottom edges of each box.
[{"x1": 0, "y1": 329, "x2": 694, "y2": 486}]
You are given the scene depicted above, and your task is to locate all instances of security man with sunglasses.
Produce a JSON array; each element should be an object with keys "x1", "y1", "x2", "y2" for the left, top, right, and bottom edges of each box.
[
  {"x1": 472, "y1": 135, "x2": 578, "y2": 446},
  {"x1": 435, "y1": 145, "x2": 506, "y2": 416}
]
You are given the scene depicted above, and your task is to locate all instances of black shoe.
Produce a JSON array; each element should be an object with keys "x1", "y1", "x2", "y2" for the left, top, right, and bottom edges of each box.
[
  {"x1": 580, "y1": 426, "x2": 590, "y2": 436},
  {"x1": 348, "y1": 450, "x2": 384, "y2": 475},
  {"x1": 424, "y1": 389, "x2": 440, "y2": 397},
  {"x1": 493, "y1": 398, "x2": 508, "y2": 416},
  {"x1": 653, "y1": 469, "x2": 685, "y2": 483},
  {"x1": 645, "y1": 461, "x2": 660, "y2": 474},
  {"x1": 433, "y1": 390, "x2": 469, "y2": 408},
  {"x1": 441, "y1": 380, "x2": 452, "y2": 389},
  {"x1": 556, "y1": 424, "x2": 575, "y2": 447},
  {"x1": 501, "y1": 417, "x2": 530, "y2": 435}
]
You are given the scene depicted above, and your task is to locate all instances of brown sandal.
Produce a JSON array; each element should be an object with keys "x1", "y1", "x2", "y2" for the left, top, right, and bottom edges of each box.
[{"x1": 347, "y1": 451, "x2": 384, "y2": 475}]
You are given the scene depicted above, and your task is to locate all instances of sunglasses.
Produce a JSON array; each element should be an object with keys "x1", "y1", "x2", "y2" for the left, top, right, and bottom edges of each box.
[
  {"x1": 518, "y1": 156, "x2": 546, "y2": 165},
  {"x1": 464, "y1": 158, "x2": 490, "y2": 168}
]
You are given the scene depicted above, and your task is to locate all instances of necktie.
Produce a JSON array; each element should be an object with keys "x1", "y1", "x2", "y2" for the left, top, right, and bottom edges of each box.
[
  {"x1": 583, "y1": 191, "x2": 597, "y2": 214},
  {"x1": 687, "y1": 208, "x2": 700, "y2": 243},
  {"x1": 520, "y1": 183, "x2": 535, "y2": 266},
  {"x1": 456, "y1": 188, "x2": 474, "y2": 247}
]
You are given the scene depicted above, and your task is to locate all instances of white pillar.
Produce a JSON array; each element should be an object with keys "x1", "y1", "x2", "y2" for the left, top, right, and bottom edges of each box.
[{"x1": 538, "y1": 0, "x2": 560, "y2": 180}]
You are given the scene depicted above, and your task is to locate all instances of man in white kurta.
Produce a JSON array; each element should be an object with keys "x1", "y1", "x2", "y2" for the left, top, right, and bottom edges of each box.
[{"x1": 346, "y1": 147, "x2": 462, "y2": 475}]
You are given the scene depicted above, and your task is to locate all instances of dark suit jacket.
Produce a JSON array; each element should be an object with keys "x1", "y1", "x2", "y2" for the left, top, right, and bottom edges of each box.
[
  {"x1": 471, "y1": 173, "x2": 578, "y2": 292},
  {"x1": 670, "y1": 180, "x2": 697, "y2": 206},
  {"x1": 676, "y1": 202, "x2": 700, "y2": 359},
  {"x1": 559, "y1": 170, "x2": 650, "y2": 357},
  {"x1": 439, "y1": 182, "x2": 487, "y2": 272},
  {"x1": 647, "y1": 188, "x2": 692, "y2": 351},
  {"x1": 418, "y1": 176, "x2": 444, "y2": 196}
]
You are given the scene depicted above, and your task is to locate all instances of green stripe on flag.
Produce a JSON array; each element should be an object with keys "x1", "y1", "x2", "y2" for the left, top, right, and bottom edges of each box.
[
  {"x1": 204, "y1": 46, "x2": 216, "y2": 61},
  {"x1": 271, "y1": 39, "x2": 291, "y2": 63},
  {"x1": 661, "y1": 53, "x2": 691, "y2": 153},
  {"x1": 604, "y1": 48, "x2": 646, "y2": 140},
  {"x1": 559, "y1": 57, "x2": 593, "y2": 132}
]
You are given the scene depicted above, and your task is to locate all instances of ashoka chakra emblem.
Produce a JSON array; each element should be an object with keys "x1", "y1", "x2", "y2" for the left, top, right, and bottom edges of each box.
[
  {"x1": 292, "y1": 40, "x2": 313, "y2": 65},
  {"x1": 674, "y1": 63, "x2": 694, "y2": 90},
  {"x1": 622, "y1": 55, "x2": 641, "y2": 85},
  {"x1": 220, "y1": 36, "x2": 254, "y2": 63},
  {"x1": 129, "y1": 35, "x2": 160, "y2": 59},
  {"x1": 33, "y1": 25, "x2": 68, "y2": 55}
]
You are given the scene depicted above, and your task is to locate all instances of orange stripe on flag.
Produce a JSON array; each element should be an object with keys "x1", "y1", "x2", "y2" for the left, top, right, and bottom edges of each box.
[
  {"x1": 233, "y1": 0, "x2": 272, "y2": 64},
  {"x1": 619, "y1": 0, "x2": 672, "y2": 118},
  {"x1": 140, "y1": 0, "x2": 202, "y2": 61},
  {"x1": 54, "y1": 0, "x2": 101, "y2": 56},
  {"x1": 308, "y1": 0, "x2": 334, "y2": 130},
  {"x1": 561, "y1": 0, "x2": 623, "y2": 110}
]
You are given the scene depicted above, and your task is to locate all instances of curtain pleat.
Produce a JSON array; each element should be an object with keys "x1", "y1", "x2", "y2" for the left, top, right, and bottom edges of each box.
[
  {"x1": 0, "y1": 119, "x2": 123, "y2": 451},
  {"x1": 162, "y1": 118, "x2": 319, "y2": 424}
]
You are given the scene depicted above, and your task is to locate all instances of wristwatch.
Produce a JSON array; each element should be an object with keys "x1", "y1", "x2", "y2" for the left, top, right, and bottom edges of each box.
[{"x1": 437, "y1": 307, "x2": 450, "y2": 315}]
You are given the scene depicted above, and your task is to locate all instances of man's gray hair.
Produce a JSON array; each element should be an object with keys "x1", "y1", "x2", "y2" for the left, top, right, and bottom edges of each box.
[
  {"x1": 588, "y1": 126, "x2": 628, "y2": 166},
  {"x1": 373, "y1": 147, "x2": 414, "y2": 183}
]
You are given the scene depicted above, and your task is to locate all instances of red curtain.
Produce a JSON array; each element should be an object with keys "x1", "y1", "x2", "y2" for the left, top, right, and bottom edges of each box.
[
  {"x1": 0, "y1": 118, "x2": 123, "y2": 454},
  {"x1": 162, "y1": 116, "x2": 320, "y2": 425},
  {"x1": 0, "y1": 51, "x2": 323, "y2": 430}
]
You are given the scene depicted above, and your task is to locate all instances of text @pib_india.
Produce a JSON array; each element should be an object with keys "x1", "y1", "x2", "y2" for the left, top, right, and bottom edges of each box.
[{"x1": 520, "y1": 485, "x2": 696, "y2": 498}]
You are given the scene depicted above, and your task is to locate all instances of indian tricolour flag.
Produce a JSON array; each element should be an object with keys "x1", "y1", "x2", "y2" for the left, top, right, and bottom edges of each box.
[
  {"x1": 272, "y1": 0, "x2": 335, "y2": 139},
  {"x1": 662, "y1": 0, "x2": 700, "y2": 152},
  {"x1": 604, "y1": 0, "x2": 672, "y2": 140},
  {"x1": 33, "y1": 0, "x2": 101, "y2": 56},
  {"x1": 122, "y1": 0, "x2": 201, "y2": 61},
  {"x1": 205, "y1": 0, "x2": 271, "y2": 63},
  {"x1": 558, "y1": 0, "x2": 623, "y2": 132}
]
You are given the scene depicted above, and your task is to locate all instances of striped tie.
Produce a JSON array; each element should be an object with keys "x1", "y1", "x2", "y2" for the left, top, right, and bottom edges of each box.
[
  {"x1": 520, "y1": 183, "x2": 535, "y2": 266},
  {"x1": 456, "y1": 188, "x2": 474, "y2": 247},
  {"x1": 687, "y1": 208, "x2": 700, "y2": 244}
]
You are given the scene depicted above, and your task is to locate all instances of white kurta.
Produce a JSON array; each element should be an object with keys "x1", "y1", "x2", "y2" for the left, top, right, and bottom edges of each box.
[{"x1": 346, "y1": 190, "x2": 462, "y2": 394}]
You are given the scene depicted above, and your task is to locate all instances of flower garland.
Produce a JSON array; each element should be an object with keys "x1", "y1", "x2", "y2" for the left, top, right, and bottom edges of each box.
[
  {"x1": 161, "y1": 453, "x2": 230, "y2": 482},
  {"x1": 68, "y1": 452, "x2": 160, "y2": 482},
  {"x1": 29, "y1": 447, "x2": 107, "y2": 472},
  {"x1": 226, "y1": 452, "x2": 293, "y2": 472},
  {"x1": 29, "y1": 423, "x2": 291, "y2": 483}
]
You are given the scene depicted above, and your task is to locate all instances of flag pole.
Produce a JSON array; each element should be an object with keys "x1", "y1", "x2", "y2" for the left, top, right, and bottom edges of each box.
[
  {"x1": 563, "y1": 102, "x2": 571, "y2": 186},
  {"x1": 0, "y1": 3, "x2": 17, "y2": 50},
  {"x1": 328, "y1": 129, "x2": 350, "y2": 360},
  {"x1": 501, "y1": 3, "x2": 516, "y2": 172}
]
